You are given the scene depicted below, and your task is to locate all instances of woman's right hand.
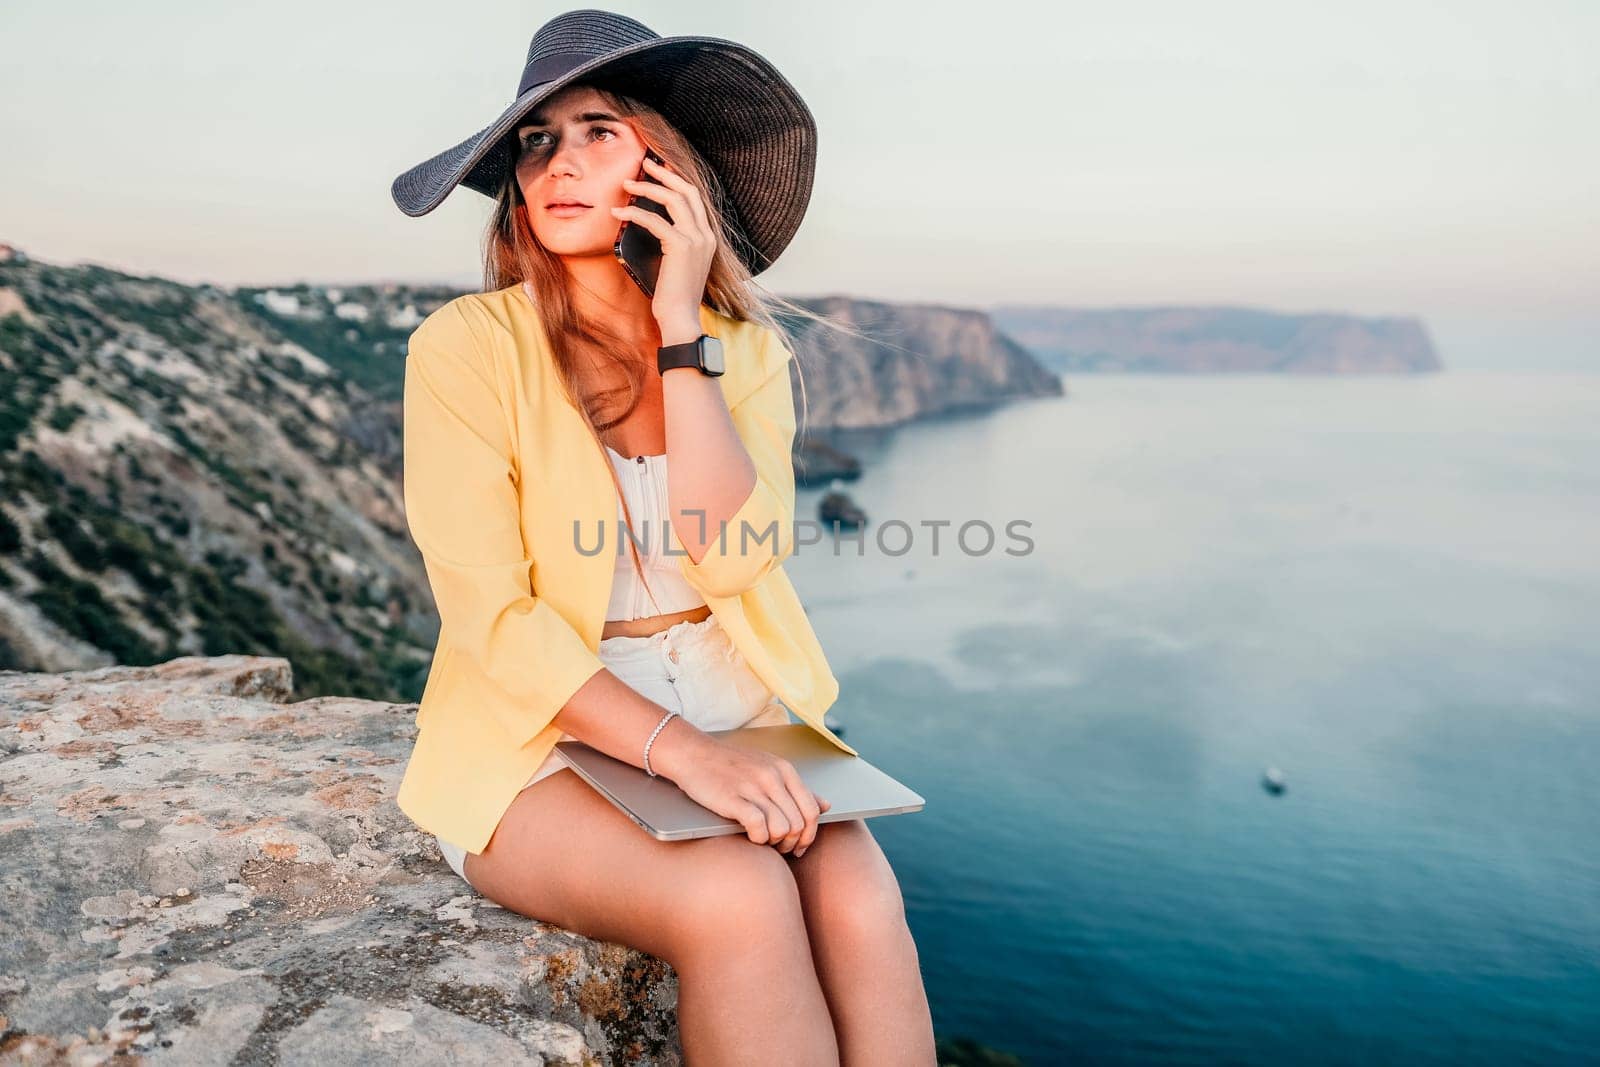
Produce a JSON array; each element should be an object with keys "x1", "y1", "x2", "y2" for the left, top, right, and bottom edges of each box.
[{"x1": 656, "y1": 723, "x2": 831, "y2": 856}]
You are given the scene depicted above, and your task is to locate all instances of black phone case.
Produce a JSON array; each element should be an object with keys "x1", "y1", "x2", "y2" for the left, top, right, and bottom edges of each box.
[{"x1": 613, "y1": 150, "x2": 672, "y2": 297}]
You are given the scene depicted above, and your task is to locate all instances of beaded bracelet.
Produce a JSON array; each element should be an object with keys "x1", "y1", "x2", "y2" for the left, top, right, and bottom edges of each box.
[{"x1": 644, "y1": 709, "x2": 680, "y2": 777}]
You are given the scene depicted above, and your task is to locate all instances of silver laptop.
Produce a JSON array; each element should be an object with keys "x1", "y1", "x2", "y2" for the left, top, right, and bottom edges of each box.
[{"x1": 555, "y1": 723, "x2": 925, "y2": 841}]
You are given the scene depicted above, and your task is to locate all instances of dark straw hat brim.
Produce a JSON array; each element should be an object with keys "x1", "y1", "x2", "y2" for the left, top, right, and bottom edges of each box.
[{"x1": 391, "y1": 35, "x2": 817, "y2": 275}]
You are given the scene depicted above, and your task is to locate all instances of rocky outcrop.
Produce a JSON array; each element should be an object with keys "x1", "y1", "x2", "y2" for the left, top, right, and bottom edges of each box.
[
  {"x1": 793, "y1": 438, "x2": 863, "y2": 488},
  {"x1": 990, "y1": 305, "x2": 1443, "y2": 374},
  {"x1": 781, "y1": 296, "x2": 1065, "y2": 431},
  {"x1": 0, "y1": 656, "x2": 683, "y2": 1065}
]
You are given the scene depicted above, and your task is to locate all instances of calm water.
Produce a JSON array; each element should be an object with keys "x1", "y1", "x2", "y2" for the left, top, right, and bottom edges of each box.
[{"x1": 785, "y1": 371, "x2": 1600, "y2": 1066}]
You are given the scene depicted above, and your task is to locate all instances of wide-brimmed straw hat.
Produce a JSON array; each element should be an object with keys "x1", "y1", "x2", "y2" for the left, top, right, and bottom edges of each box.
[{"x1": 390, "y1": 8, "x2": 817, "y2": 275}]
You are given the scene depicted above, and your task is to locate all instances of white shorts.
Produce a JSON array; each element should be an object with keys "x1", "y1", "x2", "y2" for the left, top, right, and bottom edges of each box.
[{"x1": 436, "y1": 612, "x2": 792, "y2": 888}]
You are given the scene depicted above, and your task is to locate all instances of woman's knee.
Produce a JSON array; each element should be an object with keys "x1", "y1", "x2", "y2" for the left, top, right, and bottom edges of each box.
[
  {"x1": 795, "y1": 823, "x2": 911, "y2": 945},
  {"x1": 667, "y1": 839, "x2": 808, "y2": 958},
  {"x1": 821, "y1": 873, "x2": 908, "y2": 953}
]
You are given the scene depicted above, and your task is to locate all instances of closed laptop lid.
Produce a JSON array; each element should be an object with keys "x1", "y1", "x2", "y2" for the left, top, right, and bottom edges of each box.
[{"x1": 555, "y1": 723, "x2": 925, "y2": 841}]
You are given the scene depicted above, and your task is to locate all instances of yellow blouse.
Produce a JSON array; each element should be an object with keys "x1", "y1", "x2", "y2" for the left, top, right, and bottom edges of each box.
[{"x1": 395, "y1": 283, "x2": 859, "y2": 855}]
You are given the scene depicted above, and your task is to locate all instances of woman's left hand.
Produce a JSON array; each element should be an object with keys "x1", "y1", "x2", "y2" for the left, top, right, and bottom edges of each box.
[{"x1": 609, "y1": 154, "x2": 715, "y2": 340}]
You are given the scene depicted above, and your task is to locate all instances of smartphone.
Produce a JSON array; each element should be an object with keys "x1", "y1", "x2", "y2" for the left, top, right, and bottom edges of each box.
[{"x1": 613, "y1": 149, "x2": 672, "y2": 297}]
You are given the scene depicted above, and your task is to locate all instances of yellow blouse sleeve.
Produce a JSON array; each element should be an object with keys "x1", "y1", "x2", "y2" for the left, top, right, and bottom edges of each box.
[
  {"x1": 676, "y1": 326, "x2": 799, "y2": 599},
  {"x1": 402, "y1": 301, "x2": 607, "y2": 746}
]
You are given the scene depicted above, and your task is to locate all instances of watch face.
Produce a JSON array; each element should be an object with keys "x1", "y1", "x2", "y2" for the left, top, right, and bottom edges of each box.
[{"x1": 701, "y1": 335, "x2": 725, "y2": 375}]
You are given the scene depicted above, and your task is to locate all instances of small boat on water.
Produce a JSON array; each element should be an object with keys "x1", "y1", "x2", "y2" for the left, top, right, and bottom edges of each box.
[{"x1": 1261, "y1": 766, "x2": 1287, "y2": 795}]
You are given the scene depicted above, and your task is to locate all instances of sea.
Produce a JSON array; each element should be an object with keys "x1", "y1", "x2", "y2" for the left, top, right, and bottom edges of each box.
[{"x1": 785, "y1": 370, "x2": 1600, "y2": 1066}]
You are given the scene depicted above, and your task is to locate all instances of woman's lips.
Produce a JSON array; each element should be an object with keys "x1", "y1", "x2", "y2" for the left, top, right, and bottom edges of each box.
[{"x1": 546, "y1": 204, "x2": 592, "y2": 218}]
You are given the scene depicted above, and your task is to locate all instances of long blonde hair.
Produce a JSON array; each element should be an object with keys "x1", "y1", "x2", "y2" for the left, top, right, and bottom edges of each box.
[{"x1": 481, "y1": 80, "x2": 867, "y2": 610}]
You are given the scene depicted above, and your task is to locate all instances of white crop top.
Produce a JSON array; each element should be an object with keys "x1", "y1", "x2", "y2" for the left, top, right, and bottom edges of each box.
[{"x1": 604, "y1": 445, "x2": 709, "y2": 622}]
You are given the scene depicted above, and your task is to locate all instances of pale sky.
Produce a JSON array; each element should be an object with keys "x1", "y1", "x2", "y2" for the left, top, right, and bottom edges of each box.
[{"x1": 3, "y1": 0, "x2": 1596, "y2": 369}]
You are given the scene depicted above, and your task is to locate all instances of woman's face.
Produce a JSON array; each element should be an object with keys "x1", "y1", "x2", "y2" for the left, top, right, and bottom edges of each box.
[{"x1": 514, "y1": 85, "x2": 647, "y2": 258}]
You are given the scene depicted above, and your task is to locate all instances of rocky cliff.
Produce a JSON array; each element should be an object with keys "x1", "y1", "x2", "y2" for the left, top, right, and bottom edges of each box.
[
  {"x1": 989, "y1": 305, "x2": 1442, "y2": 374},
  {"x1": 0, "y1": 253, "x2": 1061, "y2": 686},
  {"x1": 0, "y1": 255, "x2": 442, "y2": 702},
  {"x1": 782, "y1": 296, "x2": 1065, "y2": 431}
]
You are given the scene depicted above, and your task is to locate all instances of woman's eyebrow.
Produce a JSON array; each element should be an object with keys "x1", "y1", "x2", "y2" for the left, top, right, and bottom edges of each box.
[{"x1": 519, "y1": 110, "x2": 621, "y2": 131}]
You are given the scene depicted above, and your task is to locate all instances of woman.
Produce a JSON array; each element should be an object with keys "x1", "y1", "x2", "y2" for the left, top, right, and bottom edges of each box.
[{"x1": 389, "y1": 11, "x2": 935, "y2": 1065}]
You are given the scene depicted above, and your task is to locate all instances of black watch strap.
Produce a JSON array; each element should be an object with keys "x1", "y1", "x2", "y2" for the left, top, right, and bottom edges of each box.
[{"x1": 657, "y1": 334, "x2": 725, "y2": 377}]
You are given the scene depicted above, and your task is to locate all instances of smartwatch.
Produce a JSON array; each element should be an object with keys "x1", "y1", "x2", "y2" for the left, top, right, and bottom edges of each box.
[{"x1": 657, "y1": 333, "x2": 725, "y2": 377}]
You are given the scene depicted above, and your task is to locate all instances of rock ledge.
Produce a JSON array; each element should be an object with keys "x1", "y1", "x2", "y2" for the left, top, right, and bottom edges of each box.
[{"x1": 0, "y1": 655, "x2": 681, "y2": 1065}]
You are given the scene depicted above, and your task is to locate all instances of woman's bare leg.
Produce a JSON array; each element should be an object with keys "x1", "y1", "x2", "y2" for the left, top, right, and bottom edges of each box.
[
  {"x1": 787, "y1": 819, "x2": 936, "y2": 1066},
  {"x1": 464, "y1": 770, "x2": 840, "y2": 1066}
]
